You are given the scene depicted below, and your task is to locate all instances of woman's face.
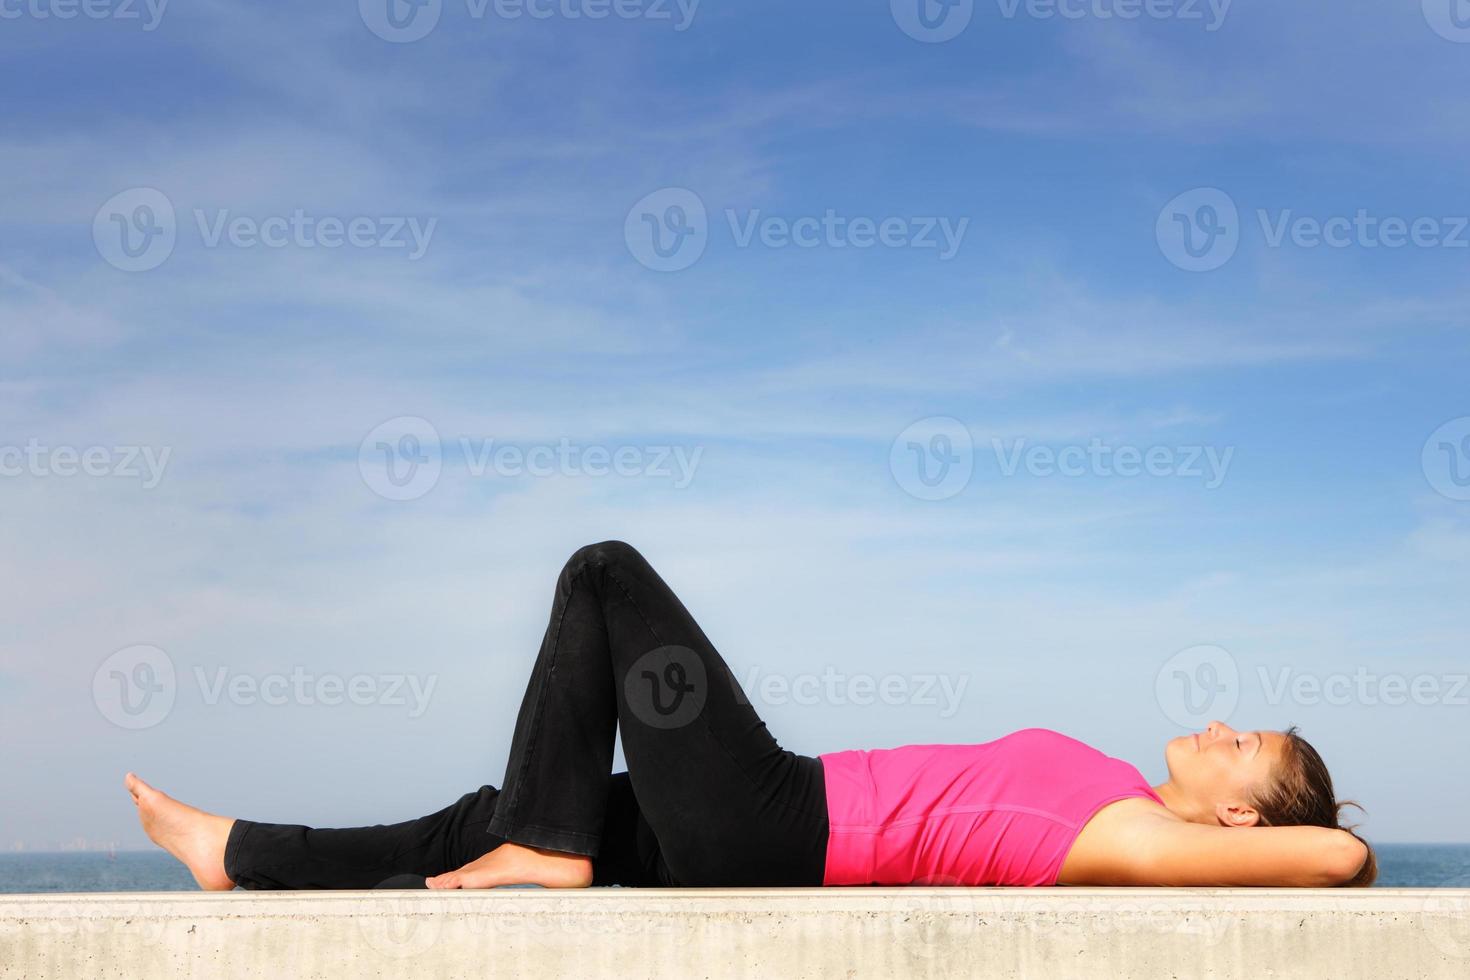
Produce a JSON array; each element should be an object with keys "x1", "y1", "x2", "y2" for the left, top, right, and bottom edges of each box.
[{"x1": 1164, "y1": 721, "x2": 1290, "y2": 826}]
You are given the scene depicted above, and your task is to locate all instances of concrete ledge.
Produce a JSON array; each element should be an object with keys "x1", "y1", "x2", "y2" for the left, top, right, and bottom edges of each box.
[{"x1": 3, "y1": 888, "x2": 1469, "y2": 979}]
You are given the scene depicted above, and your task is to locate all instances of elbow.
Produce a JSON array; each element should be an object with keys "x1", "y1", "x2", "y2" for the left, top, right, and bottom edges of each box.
[{"x1": 1328, "y1": 833, "x2": 1371, "y2": 887}]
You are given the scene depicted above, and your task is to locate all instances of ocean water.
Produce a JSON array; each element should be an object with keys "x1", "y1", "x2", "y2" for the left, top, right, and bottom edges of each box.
[
  {"x1": 1, "y1": 845, "x2": 1467, "y2": 893},
  {"x1": 1372, "y1": 844, "x2": 1470, "y2": 888},
  {"x1": 0, "y1": 852, "x2": 195, "y2": 893}
]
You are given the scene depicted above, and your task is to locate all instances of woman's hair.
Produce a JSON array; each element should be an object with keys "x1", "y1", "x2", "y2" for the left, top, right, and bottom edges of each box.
[{"x1": 1250, "y1": 726, "x2": 1377, "y2": 887}]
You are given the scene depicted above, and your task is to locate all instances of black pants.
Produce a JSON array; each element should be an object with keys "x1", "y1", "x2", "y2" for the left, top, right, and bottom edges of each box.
[{"x1": 224, "y1": 541, "x2": 829, "y2": 888}]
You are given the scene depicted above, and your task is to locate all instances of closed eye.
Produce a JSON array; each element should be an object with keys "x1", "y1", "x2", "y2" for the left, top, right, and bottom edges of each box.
[{"x1": 1243, "y1": 731, "x2": 1263, "y2": 759}]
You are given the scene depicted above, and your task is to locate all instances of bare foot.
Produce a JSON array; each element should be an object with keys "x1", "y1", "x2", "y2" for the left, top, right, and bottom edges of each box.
[
  {"x1": 125, "y1": 773, "x2": 236, "y2": 891},
  {"x1": 425, "y1": 843, "x2": 592, "y2": 890}
]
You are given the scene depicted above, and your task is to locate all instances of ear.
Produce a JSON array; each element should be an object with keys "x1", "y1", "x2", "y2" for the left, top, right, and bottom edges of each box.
[{"x1": 1213, "y1": 802, "x2": 1261, "y2": 828}]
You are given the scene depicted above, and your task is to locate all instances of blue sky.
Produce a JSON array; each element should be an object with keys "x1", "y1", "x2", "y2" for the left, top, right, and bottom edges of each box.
[{"x1": 1, "y1": 0, "x2": 1468, "y2": 850}]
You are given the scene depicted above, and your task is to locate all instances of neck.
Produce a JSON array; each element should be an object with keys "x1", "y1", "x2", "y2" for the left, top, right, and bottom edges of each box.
[{"x1": 1152, "y1": 781, "x2": 1209, "y2": 824}]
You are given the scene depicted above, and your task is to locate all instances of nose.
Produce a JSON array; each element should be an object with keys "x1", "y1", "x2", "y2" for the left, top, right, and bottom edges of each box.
[{"x1": 1204, "y1": 721, "x2": 1237, "y2": 741}]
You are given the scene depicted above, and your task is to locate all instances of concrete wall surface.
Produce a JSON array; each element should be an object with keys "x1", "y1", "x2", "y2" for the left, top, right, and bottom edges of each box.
[{"x1": 3, "y1": 887, "x2": 1468, "y2": 980}]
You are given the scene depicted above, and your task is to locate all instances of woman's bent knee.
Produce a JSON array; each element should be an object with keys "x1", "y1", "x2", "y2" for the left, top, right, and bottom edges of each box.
[{"x1": 567, "y1": 540, "x2": 643, "y2": 571}]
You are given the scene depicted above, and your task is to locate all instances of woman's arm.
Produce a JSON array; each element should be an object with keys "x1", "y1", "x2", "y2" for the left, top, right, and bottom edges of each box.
[{"x1": 1119, "y1": 818, "x2": 1369, "y2": 887}]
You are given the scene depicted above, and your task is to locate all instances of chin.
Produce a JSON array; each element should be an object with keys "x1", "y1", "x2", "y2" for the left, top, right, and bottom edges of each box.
[{"x1": 1162, "y1": 734, "x2": 1189, "y2": 774}]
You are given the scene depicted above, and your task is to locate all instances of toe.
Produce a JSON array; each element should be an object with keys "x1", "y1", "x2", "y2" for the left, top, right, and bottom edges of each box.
[{"x1": 127, "y1": 773, "x2": 161, "y2": 803}]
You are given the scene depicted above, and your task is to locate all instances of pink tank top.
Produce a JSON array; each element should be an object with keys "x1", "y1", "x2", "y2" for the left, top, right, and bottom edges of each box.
[{"x1": 819, "y1": 728, "x2": 1163, "y2": 886}]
